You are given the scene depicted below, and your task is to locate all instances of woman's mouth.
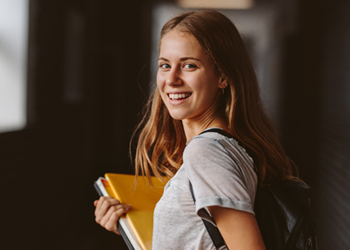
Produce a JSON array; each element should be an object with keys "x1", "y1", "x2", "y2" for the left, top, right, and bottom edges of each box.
[{"x1": 168, "y1": 93, "x2": 192, "y2": 100}]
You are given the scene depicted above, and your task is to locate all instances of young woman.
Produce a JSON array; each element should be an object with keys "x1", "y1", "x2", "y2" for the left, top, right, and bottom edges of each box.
[{"x1": 94, "y1": 10, "x2": 296, "y2": 250}]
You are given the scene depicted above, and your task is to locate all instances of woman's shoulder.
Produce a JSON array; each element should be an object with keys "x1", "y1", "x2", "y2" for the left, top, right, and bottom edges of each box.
[
  {"x1": 185, "y1": 131, "x2": 228, "y2": 154},
  {"x1": 185, "y1": 129, "x2": 253, "y2": 165},
  {"x1": 186, "y1": 129, "x2": 239, "y2": 151}
]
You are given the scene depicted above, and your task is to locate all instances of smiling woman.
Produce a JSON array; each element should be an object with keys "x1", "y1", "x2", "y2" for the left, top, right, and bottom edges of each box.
[
  {"x1": 94, "y1": 10, "x2": 297, "y2": 250},
  {"x1": 156, "y1": 29, "x2": 226, "y2": 127}
]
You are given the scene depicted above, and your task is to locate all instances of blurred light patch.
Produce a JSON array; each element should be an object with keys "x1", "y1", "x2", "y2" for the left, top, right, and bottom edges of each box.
[
  {"x1": 177, "y1": 0, "x2": 254, "y2": 9},
  {"x1": 0, "y1": 0, "x2": 28, "y2": 133}
]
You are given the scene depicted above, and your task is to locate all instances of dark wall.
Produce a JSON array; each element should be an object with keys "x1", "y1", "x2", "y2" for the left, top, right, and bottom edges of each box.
[
  {"x1": 281, "y1": 0, "x2": 350, "y2": 249},
  {"x1": 312, "y1": 1, "x2": 350, "y2": 249},
  {"x1": 0, "y1": 0, "x2": 152, "y2": 249}
]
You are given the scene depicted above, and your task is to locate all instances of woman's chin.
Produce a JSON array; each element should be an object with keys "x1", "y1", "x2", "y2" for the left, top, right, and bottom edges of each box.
[
  {"x1": 167, "y1": 111, "x2": 188, "y2": 121},
  {"x1": 169, "y1": 114, "x2": 185, "y2": 121}
]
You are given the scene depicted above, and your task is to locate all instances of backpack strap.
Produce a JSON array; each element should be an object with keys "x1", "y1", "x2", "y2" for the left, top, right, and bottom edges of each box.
[
  {"x1": 199, "y1": 128, "x2": 234, "y2": 139},
  {"x1": 189, "y1": 181, "x2": 226, "y2": 249},
  {"x1": 189, "y1": 128, "x2": 232, "y2": 249}
]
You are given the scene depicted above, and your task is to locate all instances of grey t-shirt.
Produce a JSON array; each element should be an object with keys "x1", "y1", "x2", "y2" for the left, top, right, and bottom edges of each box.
[{"x1": 152, "y1": 129, "x2": 258, "y2": 250}]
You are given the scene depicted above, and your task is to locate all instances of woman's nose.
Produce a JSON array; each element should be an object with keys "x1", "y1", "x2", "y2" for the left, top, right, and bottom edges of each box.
[{"x1": 166, "y1": 69, "x2": 183, "y2": 86}]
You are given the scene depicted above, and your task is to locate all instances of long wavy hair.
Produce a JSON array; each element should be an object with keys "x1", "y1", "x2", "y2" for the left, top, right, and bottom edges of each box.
[{"x1": 131, "y1": 10, "x2": 296, "y2": 186}]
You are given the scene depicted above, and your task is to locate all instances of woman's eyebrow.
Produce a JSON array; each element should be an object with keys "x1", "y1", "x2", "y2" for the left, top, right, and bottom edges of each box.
[
  {"x1": 158, "y1": 57, "x2": 169, "y2": 62},
  {"x1": 158, "y1": 57, "x2": 201, "y2": 62},
  {"x1": 180, "y1": 57, "x2": 201, "y2": 62}
]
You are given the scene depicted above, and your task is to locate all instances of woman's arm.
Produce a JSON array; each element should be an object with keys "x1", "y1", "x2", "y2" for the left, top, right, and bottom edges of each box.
[
  {"x1": 94, "y1": 196, "x2": 131, "y2": 235},
  {"x1": 208, "y1": 206, "x2": 266, "y2": 250}
]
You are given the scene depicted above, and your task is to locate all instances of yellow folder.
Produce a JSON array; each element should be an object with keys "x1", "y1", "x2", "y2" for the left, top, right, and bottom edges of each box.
[{"x1": 104, "y1": 173, "x2": 167, "y2": 250}]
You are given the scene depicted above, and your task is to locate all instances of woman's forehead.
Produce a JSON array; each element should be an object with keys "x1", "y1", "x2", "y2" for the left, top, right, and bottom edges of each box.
[{"x1": 159, "y1": 29, "x2": 202, "y2": 55}]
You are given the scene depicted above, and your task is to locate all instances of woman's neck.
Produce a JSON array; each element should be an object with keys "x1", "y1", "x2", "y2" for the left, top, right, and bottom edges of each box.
[{"x1": 182, "y1": 117, "x2": 229, "y2": 144}]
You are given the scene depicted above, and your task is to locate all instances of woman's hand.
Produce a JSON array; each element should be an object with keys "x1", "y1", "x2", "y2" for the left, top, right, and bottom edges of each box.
[{"x1": 94, "y1": 196, "x2": 131, "y2": 235}]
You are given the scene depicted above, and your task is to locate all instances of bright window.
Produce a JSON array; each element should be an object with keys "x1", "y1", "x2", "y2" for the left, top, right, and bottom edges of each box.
[
  {"x1": 177, "y1": 0, "x2": 254, "y2": 9},
  {"x1": 0, "y1": 0, "x2": 28, "y2": 133}
]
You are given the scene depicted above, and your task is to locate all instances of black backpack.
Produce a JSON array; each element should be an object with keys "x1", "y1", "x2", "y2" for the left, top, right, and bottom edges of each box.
[
  {"x1": 254, "y1": 179, "x2": 317, "y2": 250},
  {"x1": 190, "y1": 128, "x2": 317, "y2": 250}
]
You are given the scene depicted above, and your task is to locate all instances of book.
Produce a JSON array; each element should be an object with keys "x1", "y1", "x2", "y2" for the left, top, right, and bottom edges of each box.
[{"x1": 94, "y1": 173, "x2": 167, "y2": 250}]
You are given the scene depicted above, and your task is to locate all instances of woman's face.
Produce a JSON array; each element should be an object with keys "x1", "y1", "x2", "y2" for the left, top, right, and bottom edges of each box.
[{"x1": 157, "y1": 29, "x2": 226, "y2": 124}]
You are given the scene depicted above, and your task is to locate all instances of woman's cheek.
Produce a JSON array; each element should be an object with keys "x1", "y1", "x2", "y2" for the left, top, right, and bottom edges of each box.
[{"x1": 156, "y1": 72, "x2": 164, "y2": 88}]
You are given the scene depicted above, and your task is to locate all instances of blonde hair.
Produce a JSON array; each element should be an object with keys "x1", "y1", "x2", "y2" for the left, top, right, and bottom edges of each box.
[{"x1": 132, "y1": 10, "x2": 296, "y2": 186}]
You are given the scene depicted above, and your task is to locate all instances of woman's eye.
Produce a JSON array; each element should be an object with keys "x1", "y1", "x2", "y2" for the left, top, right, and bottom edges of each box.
[
  {"x1": 159, "y1": 64, "x2": 170, "y2": 69},
  {"x1": 184, "y1": 63, "x2": 197, "y2": 69}
]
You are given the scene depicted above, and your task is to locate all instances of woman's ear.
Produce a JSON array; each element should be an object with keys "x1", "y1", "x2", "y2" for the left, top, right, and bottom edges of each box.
[{"x1": 218, "y1": 77, "x2": 228, "y2": 90}]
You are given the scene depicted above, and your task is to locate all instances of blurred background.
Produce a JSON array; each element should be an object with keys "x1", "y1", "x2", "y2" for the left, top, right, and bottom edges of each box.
[{"x1": 0, "y1": 0, "x2": 349, "y2": 249}]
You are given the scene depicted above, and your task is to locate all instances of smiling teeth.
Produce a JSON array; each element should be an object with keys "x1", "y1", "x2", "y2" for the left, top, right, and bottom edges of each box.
[{"x1": 169, "y1": 93, "x2": 191, "y2": 100}]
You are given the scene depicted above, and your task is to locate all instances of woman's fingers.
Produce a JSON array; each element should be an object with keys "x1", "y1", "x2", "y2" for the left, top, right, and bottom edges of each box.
[
  {"x1": 105, "y1": 210, "x2": 123, "y2": 235},
  {"x1": 101, "y1": 204, "x2": 131, "y2": 234},
  {"x1": 94, "y1": 196, "x2": 131, "y2": 235},
  {"x1": 95, "y1": 196, "x2": 121, "y2": 211},
  {"x1": 99, "y1": 203, "x2": 127, "y2": 226},
  {"x1": 95, "y1": 196, "x2": 120, "y2": 220}
]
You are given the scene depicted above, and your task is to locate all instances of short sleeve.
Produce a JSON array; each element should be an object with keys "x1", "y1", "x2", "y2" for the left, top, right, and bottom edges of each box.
[{"x1": 183, "y1": 135, "x2": 257, "y2": 221}]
